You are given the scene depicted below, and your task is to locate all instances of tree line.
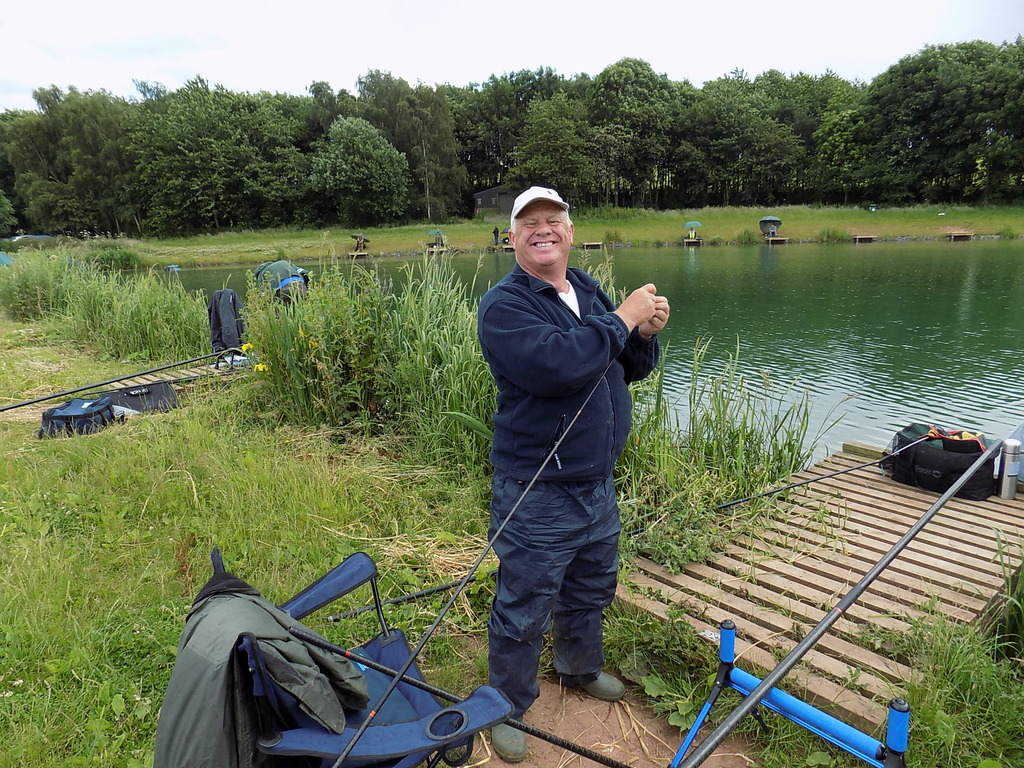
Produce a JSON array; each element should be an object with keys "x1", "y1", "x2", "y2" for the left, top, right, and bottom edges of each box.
[{"x1": 0, "y1": 39, "x2": 1021, "y2": 238}]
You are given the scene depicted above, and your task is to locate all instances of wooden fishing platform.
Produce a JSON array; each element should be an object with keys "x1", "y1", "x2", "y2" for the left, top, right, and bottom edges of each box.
[
  {"x1": 620, "y1": 443, "x2": 1024, "y2": 733},
  {"x1": 764, "y1": 236, "x2": 788, "y2": 244},
  {"x1": 0, "y1": 358, "x2": 242, "y2": 425},
  {"x1": 682, "y1": 238, "x2": 703, "y2": 246},
  {"x1": 581, "y1": 242, "x2": 604, "y2": 250},
  {"x1": 947, "y1": 229, "x2": 974, "y2": 241},
  {"x1": 852, "y1": 235, "x2": 877, "y2": 243}
]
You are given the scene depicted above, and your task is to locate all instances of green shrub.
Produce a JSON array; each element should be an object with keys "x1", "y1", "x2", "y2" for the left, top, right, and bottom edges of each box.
[
  {"x1": 818, "y1": 226, "x2": 850, "y2": 243},
  {"x1": 736, "y1": 228, "x2": 761, "y2": 245},
  {"x1": 84, "y1": 244, "x2": 146, "y2": 271}
]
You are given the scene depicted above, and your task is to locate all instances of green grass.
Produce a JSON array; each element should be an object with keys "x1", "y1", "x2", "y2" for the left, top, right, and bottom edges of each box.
[{"x1": 2, "y1": 247, "x2": 1023, "y2": 767}]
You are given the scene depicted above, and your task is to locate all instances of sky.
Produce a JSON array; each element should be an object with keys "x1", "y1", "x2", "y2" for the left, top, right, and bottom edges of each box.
[{"x1": 2, "y1": 0, "x2": 1022, "y2": 112}]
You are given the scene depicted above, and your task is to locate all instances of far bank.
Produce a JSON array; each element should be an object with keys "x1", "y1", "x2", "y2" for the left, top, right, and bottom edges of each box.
[{"x1": 6, "y1": 204, "x2": 1020, "y2": 269}]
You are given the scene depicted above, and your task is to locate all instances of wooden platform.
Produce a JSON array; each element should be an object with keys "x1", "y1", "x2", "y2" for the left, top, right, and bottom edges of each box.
[
  {"x1": 948, "y1": 230, "x2": 973, "y2": 241},
  {"x1": 0, "y1": 360, "x2": 240, "y2": 425},
  {"x1": 764, "y1": 236, "x2": 788, "y2": 244},
  {"x1": 682, "y1": 238, "x2": 703, "y2": 246},
  {"x1": 620, "y1": 446, "x2": 1024, "y2": 732},
  {"x1": 852, "y1": 235, "x2": 877, "y2": 243},
  {"x1": 581, "y1": 242, "x2": 604, "y2": 250}
]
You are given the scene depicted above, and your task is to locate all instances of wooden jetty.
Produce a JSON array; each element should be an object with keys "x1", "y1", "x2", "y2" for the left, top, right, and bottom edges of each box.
[
  {"x1": 581, "y1": 242, "x2": 604, "y2": 250},
  {"x1": 764, "y1": 236, "x2": 789, "y2": 244},
  {"x1": 852, "y1": 235, "x2": 877, "y2": 243},
  {"x1": 620, "y1": 443, "x2": 1024, "y2": 732},
  {"x1": 948, "y1": 229, "x2": 974, "y2": 242},
  {"x1": 682, "y1": 238, "x2": 703, "y2": 246}
]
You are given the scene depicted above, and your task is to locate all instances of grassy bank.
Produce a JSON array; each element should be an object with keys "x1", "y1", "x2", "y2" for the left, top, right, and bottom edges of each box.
[
  {"x1": 8, "y1": 203, "x2": 1020, "y2": 270},
  {"x1": 1, "y1": 253, "x2": 1022, "y2": 767}
]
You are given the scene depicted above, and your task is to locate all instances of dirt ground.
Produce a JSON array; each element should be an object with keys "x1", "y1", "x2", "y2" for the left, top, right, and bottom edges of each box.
[{"x1": 475, "y1": 678, "x2": 757, "y2": 768}]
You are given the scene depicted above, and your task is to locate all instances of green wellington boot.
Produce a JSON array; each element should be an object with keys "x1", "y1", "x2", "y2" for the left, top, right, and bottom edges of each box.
[
  {"x1": 575, "y1": 671, "x2": 625, "y2": 702},
  {"x1": 490, "y1": 722, "x2": 527, "y2": 763}
]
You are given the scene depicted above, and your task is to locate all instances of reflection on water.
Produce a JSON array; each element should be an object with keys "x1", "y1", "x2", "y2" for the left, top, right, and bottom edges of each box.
[{"x1": 170, "y1": 239, "x2": 1024, "y2": 457}]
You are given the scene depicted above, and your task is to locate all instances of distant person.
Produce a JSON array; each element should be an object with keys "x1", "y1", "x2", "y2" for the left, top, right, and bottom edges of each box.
[
  {"x1": 253, "y1": 260, "x2": 309, "y2": 304},
  {"x1": 493, "y1": 226, "x2": 500, "y2": 245}
]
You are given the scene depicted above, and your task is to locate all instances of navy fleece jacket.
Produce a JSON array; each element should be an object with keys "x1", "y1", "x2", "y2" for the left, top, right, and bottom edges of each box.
[{"x1": 477, "y1": 264, "x2": 660, "y2": 482}]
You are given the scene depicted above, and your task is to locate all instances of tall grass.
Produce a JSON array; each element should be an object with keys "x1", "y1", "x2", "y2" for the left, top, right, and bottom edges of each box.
[
  {"x1": 242, "y1": 265, "x2": 395, "y2": 428},
  {"x1": 0, "y1": 251, "x2": 207, "y2": 361},
  {"x1": 990, "y1": 536, "x2": 1024, "y2": 663},
  {"x1": 242, "y1": 257, "x2": 496, "y2": 471},
  {"x1": 0, "y1": 250, "x2": 76, "y2": 320},
  {"x1": 617, "y1": 339, "x2": 817, "y2": 567}
]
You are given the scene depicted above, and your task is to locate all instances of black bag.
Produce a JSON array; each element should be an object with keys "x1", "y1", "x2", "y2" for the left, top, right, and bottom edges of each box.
[
  {"x1": 100, "y1": 381, "x2": 178, "y2": 414},
  {"x1": 883, "y1": 422, "x2": 994, "y2": 500},
  {"x1": 38, "y1": 395, "x2": 120, "y2": 439}
]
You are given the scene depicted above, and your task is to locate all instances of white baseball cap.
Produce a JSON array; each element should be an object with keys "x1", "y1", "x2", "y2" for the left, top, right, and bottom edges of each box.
[{"x1": 510, "y1": 186, "x2": 569, "y2": 228}]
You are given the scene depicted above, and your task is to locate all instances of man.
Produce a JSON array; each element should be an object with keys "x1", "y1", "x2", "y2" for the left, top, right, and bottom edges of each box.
[
  {"x1": 253, "y1": 259, "x2": 309, "y2": 303},
  {"x1": 477, "y1": 186, "x2": 670, "y2": 762}
]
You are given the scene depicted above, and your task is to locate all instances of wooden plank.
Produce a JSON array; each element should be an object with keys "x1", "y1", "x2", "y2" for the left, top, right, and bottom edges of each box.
[
  {"x1": 679, "y1": 558, "x2": 913, "y2": 636},
  {"x1": 764, "y1": 517, "x2": 1004, "y2": 603},
  {"x1": 800, "y1": 475, "x2": 1024, "y2": 549},
  {"x1": 707, "y1": 550, "x2": 934, "y2": 626},
  {"x1": 617, "y1": 582, "x2": 890, "y2": 731},
  {"x1": 717, "y1": 543, "x2": 976, "y2": 623},
  {"x1": 635, "y1": 560, "x2": 914, "y2": 685},
  {"x1": 785, "y1": 496, "x2": 1010, "y2": 577},
  {"x1": 734, "y1": 532, "x2": 990, "y2": 614}
]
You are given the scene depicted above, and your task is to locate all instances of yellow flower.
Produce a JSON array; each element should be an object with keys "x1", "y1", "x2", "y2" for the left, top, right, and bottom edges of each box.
[
  {"x1": 255, "y1": 363, "x2": 270, "y2": 372},
  {"x1": 241, "y1": 343, "x2": 254, "y2": 352}
]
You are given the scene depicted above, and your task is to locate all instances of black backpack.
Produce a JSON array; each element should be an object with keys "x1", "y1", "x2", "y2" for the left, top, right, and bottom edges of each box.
[{"x1": 38, "y1": 396, "x2": 120, "y2": 439}]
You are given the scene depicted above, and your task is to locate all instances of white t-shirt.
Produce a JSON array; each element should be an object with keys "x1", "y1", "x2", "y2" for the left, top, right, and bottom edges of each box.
[{"x1": 558, "y1": 282, "x2": 580, "y2": 318}]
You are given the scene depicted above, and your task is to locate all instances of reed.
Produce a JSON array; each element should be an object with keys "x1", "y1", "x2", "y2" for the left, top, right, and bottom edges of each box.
[
  {"x1": 618, "y1": 339, "x2": 817, "y2": 567},
  {"x1": 0, "y1": 250, "x2": 76, "y2": 320},
  {"x1": 0, "y1": 251, "x2": 207, "y2": 360},
  {"x1": 990, "y1": 536, "x2": 1024, "y2": 663}
]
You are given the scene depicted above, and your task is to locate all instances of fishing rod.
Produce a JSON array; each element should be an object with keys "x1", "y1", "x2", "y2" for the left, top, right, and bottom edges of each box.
[
  {"x1": 358, "y1": 438, "x2": 931, "y2": 615},
  {"x1": 327, "y1": 569, "x2": 498, "y2": 622},
  {"x1": 289, "y1": 626, "x2": 637, "y2": 768},
  {"x1": 623, "y1": 435, "x2": 930, "y2": 538},
  {"x1": 673, "y1": 439, "x2": 1004, "y2": 767},
  {"x1": 0, "y1": 347, "x2": 243, "y2": 413},
  {"x1": 328, "y1": 358, "x2": 619, "y2": 768}
]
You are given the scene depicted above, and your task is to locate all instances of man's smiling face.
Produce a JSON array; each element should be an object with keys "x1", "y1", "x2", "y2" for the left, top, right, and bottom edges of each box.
[{"x1": 509, "y1": 201, "x2": 575, "y2": 283}]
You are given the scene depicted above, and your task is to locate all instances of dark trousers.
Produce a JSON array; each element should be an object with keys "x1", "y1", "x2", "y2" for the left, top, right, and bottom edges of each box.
[
  {"x1": 208, "y1": 289, "x2": 244, "y2": 353},
  {"x1": 487, "y1": 471, "x2": 620, "y2": 718}
]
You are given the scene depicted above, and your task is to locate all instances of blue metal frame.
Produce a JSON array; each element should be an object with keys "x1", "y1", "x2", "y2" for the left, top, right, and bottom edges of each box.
[{"x1": 671, "y1": 620, "x2": 909, "y2": 768}]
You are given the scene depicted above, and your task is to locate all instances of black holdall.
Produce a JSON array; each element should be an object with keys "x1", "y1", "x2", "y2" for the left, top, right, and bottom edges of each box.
[
  {"x1": 38, "y1": 395, "x2": 120, "y2": 439},
  {"x1": 882, "y1": 422, "x2": 994, "y2": 501}
]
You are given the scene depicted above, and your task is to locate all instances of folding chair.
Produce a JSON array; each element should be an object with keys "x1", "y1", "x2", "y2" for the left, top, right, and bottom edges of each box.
[
  {"x1": 155, "y1": 549, "x2": 511, "y2": 768},
  {"x1": 238, "y1": 550, "x2": 511, "y2": 767}
]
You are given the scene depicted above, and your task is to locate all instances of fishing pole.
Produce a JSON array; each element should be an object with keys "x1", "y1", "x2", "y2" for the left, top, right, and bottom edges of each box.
[
  {"x1": 328, "y1": 358, "x2": 619, "y2": 768},
  {"x1": 673, "y1": 439, "x2": 1004, "y2": 767},
  {"x1": 713, "y1": 435, "x2": 930, "y2": 511},
  {"x1": 0, "y1": 347, "x2": 243, "y2": 413},
  {"x1": 327, "y1": 569, "x2": 498, "y2": 622},
  {"x1": 337, "y1": 438, "x2": 932, "y2": 618},
  {"x1": 289, "y1": 626, "x2": 637, "y2": 768}
]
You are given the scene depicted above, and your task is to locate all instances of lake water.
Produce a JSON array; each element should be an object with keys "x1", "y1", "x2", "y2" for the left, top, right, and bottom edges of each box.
[{"x1": 171, "y1": 239, "x2": 1024, "y2": 458}]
